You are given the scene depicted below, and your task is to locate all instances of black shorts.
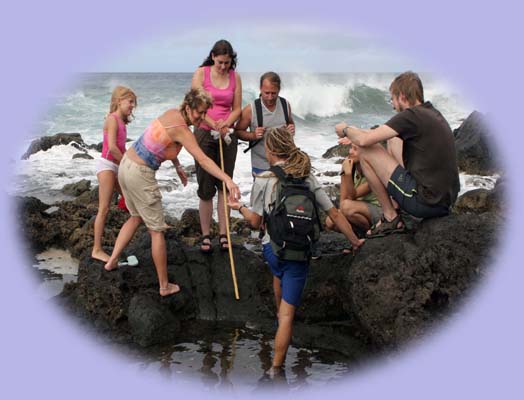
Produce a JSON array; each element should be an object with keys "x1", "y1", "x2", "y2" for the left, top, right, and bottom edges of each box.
[
  {"x1": 194, "y1": 127, "x2": 238, "y2": 200},
  {"x1": 387, "y1": 165, "x2": 449, "y2": 219}
]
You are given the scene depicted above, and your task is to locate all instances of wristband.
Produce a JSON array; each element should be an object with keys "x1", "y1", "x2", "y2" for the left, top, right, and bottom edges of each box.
[{"x1": 239, "y1": 204, "x2": 247, "y2": 213}]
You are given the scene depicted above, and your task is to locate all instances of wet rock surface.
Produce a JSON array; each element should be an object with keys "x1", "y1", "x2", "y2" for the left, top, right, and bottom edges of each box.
[
  {"x1": 18, "y1": 179, "x2": 502, "y2": 353},
  {"x1": 454, "y1": 111, "x2": 500, "y2": 175},
  {"x1": 21, "y1": 133, "x2": 87, "y2": 160}
]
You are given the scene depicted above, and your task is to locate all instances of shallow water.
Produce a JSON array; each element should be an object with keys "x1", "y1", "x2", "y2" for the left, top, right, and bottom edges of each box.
[
  {"x1": 35, "y1": 249, "x2": 361, "y2": 390},
  {"x1": 126, "y1": 324, "x2": 355, "y2": 392}
]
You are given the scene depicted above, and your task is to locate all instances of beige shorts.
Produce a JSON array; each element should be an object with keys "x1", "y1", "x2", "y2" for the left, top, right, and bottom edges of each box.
[{"x1": 118, "y1": 154, "x2": 169, "y2": 232}]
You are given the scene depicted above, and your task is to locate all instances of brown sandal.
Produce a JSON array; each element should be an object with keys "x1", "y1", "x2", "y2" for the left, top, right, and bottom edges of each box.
[
  {"x1": 219, "y1": 234, "x2": 230, "y2": 252},
  {"x1": 199, "y1": 235, "x2": 213, "y2": 254},
  {"x1": 366, "y1": 214, "x2": 406, "y2": 238}
]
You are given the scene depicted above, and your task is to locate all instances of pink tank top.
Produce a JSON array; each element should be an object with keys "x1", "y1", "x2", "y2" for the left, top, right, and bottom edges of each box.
[
  {"x1": 102, "y1": 113, "x2": 127, "y2": 162},
  {"x1": 200, "y1": 66, "x2": 236, "y2": 131}
]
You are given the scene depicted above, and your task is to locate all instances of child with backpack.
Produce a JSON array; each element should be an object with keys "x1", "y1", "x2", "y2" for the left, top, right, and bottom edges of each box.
[{"x1": 228, "y1": 127, "x2": 364, "y2": 373}]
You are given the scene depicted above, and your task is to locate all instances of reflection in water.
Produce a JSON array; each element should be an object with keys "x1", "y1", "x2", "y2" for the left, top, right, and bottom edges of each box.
[{"x1": 132, "y1": 325, "x2": 353, "y2": 392}]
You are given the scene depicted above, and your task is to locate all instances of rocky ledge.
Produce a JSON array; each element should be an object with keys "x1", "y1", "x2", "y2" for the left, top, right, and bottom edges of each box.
[{"x1": 18, "y1": 180, "x2": 503, "y2": 355}]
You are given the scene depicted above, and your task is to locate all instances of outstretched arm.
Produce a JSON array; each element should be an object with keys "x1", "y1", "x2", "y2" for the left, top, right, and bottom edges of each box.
[
  {"x1": 327, "y1": 207, "x2": 365, "y2": 251},
  {"x1": 172, "y1": 125, "x2": 240, "y2": 200},
  {"x1": 228, "y1": 201, "x2": 263, "y2": 229},
  {"x1": 335, "y1": 122, "x2": 398, "y2": 147}
]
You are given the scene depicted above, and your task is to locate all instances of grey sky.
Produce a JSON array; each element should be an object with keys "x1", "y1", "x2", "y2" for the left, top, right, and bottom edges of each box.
[{"x1": 91, "y1": 23, "x2": 418, "y2": 73}]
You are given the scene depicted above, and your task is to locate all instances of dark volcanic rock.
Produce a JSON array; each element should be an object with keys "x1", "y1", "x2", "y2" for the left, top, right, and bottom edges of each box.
[
  {"x1": 345, "y1": 212, "x2": 498, "y2": 348},
  {"x1": 128, "y1": 293, "x2": 182, "y2": 347},
  {"x1": 20, "y1": 179, "x2": 502, "y2": 351},
  {"x1": 322, "y1": 144, "x2": 349, "y2": 159},
  {"x1": 17, "y1": 191, "x2": 129, "y2": 258},
  {"x1": 59, "y1": 208, "x2": 499, "y2": 349},
  {"x1": 62, "y1": 179, "x2": 92, "y2": 197},
  {"x1": 454, "y1": 111, "x2": 500, "y2": 175},
  {"x1": 72, "y1": 153, "x2": 94, "y2": 160},
  {"x1": 21, "y1": 133, "x2": 87, "y2": 160}
]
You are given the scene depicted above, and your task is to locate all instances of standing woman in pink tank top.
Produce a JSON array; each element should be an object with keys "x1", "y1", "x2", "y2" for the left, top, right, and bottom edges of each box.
[
  {"x1": 92, "y1": 86, "x2": 137, "y2": 262},
  {"x1": 191, "y1": 39, "x2": 242, "y2": 254}
]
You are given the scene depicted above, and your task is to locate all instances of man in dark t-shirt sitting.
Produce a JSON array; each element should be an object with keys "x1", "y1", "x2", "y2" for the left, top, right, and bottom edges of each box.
[{"x1": 335, "y1": 71, "x2": 460, "y2": 237}]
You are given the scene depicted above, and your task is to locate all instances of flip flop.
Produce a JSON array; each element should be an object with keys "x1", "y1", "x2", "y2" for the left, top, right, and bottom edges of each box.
[{"x1": 117, "y1": 255, "x2": 139, "y2": 267}]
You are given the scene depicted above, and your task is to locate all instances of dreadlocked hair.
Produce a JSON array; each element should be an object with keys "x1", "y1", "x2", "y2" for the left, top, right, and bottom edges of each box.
[{"x1": 265, "y1": 127, "x2": 311, "y2": 178}]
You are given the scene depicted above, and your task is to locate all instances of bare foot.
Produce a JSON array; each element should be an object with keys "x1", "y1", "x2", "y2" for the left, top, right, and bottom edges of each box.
[
  {"x1": 159, "y1": 283, "x2": 180, "y2": 297},
  {"x1": 104, "y1": 258, "x2": 119, "y2": 271},
  {"x1": 91, "y1": 249, "x2": 110, "y2": 263}
]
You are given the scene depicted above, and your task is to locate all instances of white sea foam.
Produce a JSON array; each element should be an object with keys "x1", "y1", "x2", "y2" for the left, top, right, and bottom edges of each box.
[{"x1": 11, "y1": 72, "x2": 485, "y2": 218}]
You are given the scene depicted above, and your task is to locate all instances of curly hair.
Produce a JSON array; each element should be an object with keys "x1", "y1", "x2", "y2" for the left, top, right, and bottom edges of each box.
[{"x1": 179, "y1": 87, "x2": 213, "y2": 125}]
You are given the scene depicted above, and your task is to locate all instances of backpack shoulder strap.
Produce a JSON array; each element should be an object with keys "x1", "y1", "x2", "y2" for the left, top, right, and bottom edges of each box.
[
  {"x1": 254, "y1": 98, "x2": 263, "y2": 127},
  {"x1": 269, "y1": 165, "x2": 287, "y2": 181},
  {"x1": 279, "y1": 97, "x2": 290, "y2": 125}
]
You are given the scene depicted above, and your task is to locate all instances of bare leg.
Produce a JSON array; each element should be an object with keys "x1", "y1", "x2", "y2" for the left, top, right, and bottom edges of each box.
[
  {"x1": 358, "y1": 144, "x2": 399, "y2": 222},
  {"x1": 340, "y1": 199, "x2": 374, "y2": 231},
  {"x1": 387, "y1": 137, "x2": 404, "y2": 167},
  {"x1": 92, "y1": 170, "x2": 116, "y2": 262},
  {"x1": 273, "y1": 299, "x2": 296, "y2": 368},
  {"x1": 150, "y1": 230, "x2": 180, "y2": 296},
  {"x1": 217, "y1": 190, "x2": 230, "y2": 248},
  {"x1": 104, "y1": 216, "x2": 142, "y2": 271},
  {"x1": 273, "y1": 276, "x2": 282, "y2": 315},
  {"x1": 199, "y1": 198, "x2": 213, "y2": 236}
]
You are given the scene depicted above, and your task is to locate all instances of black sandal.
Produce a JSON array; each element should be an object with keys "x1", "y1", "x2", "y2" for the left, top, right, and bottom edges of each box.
[
  {"x1": 366, "y1": 214, "x2": 406, "y2": 238},
  {"x1": 219, "y1": 234, "x2": 230, "y2": 252},
  {"x1": 199, "y1": 235, "x2": 213, "y2": 254}
]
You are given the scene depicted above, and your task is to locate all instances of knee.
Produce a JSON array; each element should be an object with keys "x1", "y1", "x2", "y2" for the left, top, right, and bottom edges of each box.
[
  {"x1": 97, "y1": 204, "x2": 110, "y2": 217},
  {"x1": 197, "y1": 184, "x2": 216, "y2": 200},
  {"x1": 340, "y1": 199, "x2": 355, "y2": 216}
]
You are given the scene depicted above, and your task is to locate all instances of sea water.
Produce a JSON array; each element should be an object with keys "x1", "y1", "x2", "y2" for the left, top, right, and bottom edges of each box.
[{"x1": 9, "y1": 72, "x2": 491, "y2": 216}]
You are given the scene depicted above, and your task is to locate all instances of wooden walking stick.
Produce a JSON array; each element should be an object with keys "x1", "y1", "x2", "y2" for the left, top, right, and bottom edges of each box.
[{"x1": 219, "y1": 134, "x2": 240, "y2": 300}]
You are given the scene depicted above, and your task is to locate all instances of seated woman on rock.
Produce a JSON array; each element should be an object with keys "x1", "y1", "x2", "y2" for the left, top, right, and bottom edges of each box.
[
  {"x1": 228, "y1": 127, "x2": 364, "y2": 372},
  {"x1": 104, "y1": 88, "x2": 241, "y2": 297},
  {"x1": 325, "y1": 137, "x2": 382, "y2": 239}
]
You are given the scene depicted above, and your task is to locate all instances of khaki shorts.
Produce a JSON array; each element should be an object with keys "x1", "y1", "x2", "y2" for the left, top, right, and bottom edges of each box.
[
  {"x1": 118, "y1": 154, "x2": 169, "y2": 232},
  {"x1": 194, "y1": 127, "x2": 237, "y2": 200}
]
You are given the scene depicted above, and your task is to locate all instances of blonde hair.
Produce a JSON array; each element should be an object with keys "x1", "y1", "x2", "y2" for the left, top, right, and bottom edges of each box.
[
  {"x1": 265, "y1": 127, "x2": 311, "y2": 178},
  {"x1": 109, "y1": 86, "x2": 137, "y2": 124},
  {"x1": 179, "y1": 87, "x2": 213, "y2": 125}
]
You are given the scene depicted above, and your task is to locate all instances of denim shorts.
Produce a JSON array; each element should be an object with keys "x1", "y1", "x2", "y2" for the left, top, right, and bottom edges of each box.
[
  {"x1": 262, "y1": 243, "x2": 308, "y2": 307},
  {"x1": 387, "y1": 165, "x2": 449, "y2": 219}
]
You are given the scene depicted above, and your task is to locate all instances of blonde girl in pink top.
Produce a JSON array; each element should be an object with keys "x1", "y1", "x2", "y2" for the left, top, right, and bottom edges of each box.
[
  {"x1": 191, "y1": 39, "x2": 242, "y2": 253},
  {"x1": 92, "y1": 86, "x2": 137, "y2": 262}
]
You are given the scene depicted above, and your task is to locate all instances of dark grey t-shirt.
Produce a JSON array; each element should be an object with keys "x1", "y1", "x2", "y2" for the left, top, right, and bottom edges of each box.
[{"x1": 385, "y1": 101, "x2": 460, "y2": 207}]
